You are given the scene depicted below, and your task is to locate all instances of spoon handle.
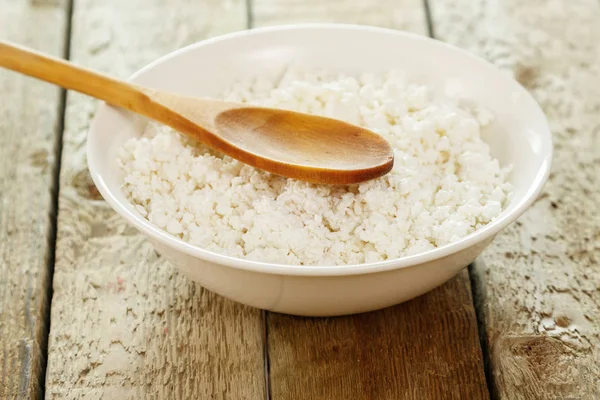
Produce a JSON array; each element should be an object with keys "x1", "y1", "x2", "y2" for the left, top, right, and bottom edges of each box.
[{"x1": 0, "y1": 40, "x2": 150, "y2": 113}]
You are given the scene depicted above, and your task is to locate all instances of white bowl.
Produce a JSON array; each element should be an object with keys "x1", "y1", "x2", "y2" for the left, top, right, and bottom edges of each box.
[{"x1": 88, "y1": 24, "x2": 552, "y2": 316}]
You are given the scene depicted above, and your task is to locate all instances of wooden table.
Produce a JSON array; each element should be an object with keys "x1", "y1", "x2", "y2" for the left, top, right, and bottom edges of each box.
[{"x1": 1, "y1": 0, "x2": 598, "y2": 399}]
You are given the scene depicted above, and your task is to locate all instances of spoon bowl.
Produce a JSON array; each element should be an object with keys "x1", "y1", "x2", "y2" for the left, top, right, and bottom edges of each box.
[
  {"x1": 218, "y1": 107, "x2": 394, "y2": 183},
  {"x1": 145, "y1": 90, "x2": 395, "y2": 184}
]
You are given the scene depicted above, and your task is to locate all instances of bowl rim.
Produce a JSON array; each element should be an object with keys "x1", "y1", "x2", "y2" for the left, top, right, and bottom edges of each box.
[{"x1": 87, "y1": 23, "x2": 553, "y2": 277}]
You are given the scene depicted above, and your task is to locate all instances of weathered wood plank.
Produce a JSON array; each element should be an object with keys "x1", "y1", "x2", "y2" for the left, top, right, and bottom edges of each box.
[
  {"x1": 429, "y1": 0, "x2": 600, "y2": 398},
  {"x1": 251, "y1": 0, "x2": 426, "y2": 33},
  {"x1": 267, "y1": 271, "x2": 489, "y2": 399},
  {"x1": 0, "y1": 1, "x2": 68, "y2": 398},
  {"x1": 252, "y1": 1, "x2": 489, "y2": 399},
  {"x1": 45, "y1": 1, "x2": 264, "y2": 399}
]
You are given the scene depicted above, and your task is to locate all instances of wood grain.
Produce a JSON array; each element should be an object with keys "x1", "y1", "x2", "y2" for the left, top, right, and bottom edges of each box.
[
  {"x1": 429, "y1": 0, "x2": 600, "y2": 398},
  {"x1": 268, "y1": 271, "x2": 489, "y2": 400},
  {"x1": 0, "y1": 1, "x2": 68, "y2": 398},
  {"x1": 45, "y1": 1, "x2": 264, "y2": 399},
  {"x1": 253, "y1": 1, "x2": 488, "y2": 399}
]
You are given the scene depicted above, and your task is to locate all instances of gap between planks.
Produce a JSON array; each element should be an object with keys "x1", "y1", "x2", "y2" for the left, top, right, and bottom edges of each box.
[
  {"x1": 261, "y1": 310, "x2": 271, "y2": 400},
  {"x1": 0, "y1": 1, "x2": 71, "y2": 398},
  {"x1": 41, "y1": 1, "x2": 75, "y2": 398},
  {"x1": 422, "y1": 0, "x2": 436, "y2": 39}
]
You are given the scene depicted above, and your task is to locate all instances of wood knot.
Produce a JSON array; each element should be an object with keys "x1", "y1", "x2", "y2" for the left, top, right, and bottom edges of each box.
[
  {"x1": 501, "y1": 335, "x2": 568, "y2": 360},
  {"x1": 555, "y1": 316, "x2": 571, "y2": 328},
  {"x1": 497, "y1": 335, "x2": 575, "y2": 383},
  {"x1": 514, "y1": 64, "x2": 538, "y2": 89},
  {"x1": 72, "y1": 169, "x2": 104, "y2": 200}
]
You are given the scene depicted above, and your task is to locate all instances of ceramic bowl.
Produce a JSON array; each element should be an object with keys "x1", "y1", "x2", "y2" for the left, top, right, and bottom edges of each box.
[{"x1": 87, "y1": 24, "x2": 552, "y2": 316}]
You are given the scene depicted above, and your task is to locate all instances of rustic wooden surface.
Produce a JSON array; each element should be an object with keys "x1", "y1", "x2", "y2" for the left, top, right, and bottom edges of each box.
[
  {"x1": 0, "y1": 1, "x2": 68, "y2": 398},
  {"x1": 45, "y1": 1, "x2": 265, "y2": 399},
  {"x1": 430, "y1": 0, "x2": 600, "y2": 398},
  {"x1": 253, "y1": 1, "x2": 488, "y2": 399},
  {"x1": 3, "y1": 0, "x2": 596, "y2": 398}
]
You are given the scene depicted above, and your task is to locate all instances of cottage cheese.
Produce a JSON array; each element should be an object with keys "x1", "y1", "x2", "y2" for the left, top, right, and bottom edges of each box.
[{"x1": 118, "y1": 69, "x2": 513, "y2": 265}]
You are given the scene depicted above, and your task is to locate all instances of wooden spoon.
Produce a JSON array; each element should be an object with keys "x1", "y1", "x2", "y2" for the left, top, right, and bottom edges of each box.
[{"x1": 0, "y1": 40, "x2": 394, "y2": 184}]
